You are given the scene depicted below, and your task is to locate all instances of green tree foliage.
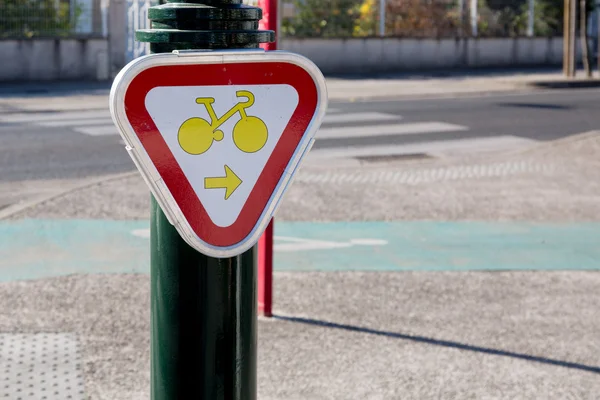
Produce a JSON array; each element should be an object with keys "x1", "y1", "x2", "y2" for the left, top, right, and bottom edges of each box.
[
  {"x1": 352, "y1": 0, "x2": 376, "y2": 36},
  {"x1": 476, "y1": 0, "x2": 526, "y2": 36},
  {"x1": 0, "y1": 0, "x2": 78, "y2": 38},
  {"x1": 281, "y1": 0, "x2": 362, "y2": 37},
  {"x1": 282, "y1": 0, "x2": 573, "y2": 38},
  {"x1": 386, "y1": 0, "x2": 457, "y2": 37},
  {"x1": 479, "y1": 0, "x2": 583, "y2": 37},
  {"x1": 354, "y1": 0, "x2": 457, "y2": 37},
  {"x1": 520, "y1": 0, "x2": 564, "y2": 36}
]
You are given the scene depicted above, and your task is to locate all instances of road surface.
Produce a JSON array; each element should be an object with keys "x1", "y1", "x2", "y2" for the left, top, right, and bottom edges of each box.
[{"x1": 0, "y1": 87, "x2": 599, "y2": 182}]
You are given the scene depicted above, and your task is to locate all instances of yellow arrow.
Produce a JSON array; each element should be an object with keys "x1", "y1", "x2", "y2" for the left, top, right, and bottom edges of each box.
[{"x1": 204, "y1": 165, "x2": 242, "y2": 200}]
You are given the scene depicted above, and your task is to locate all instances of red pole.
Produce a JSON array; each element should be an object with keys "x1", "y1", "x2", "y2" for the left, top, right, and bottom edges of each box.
[
  {"x1": 257, "y1": 0, "x2": 277, "y2": 317},
  {"x1": 258, "y1": 0, "x2": 278, "y2": 51},
  {"x1": 257, "y1": 220, "x2": 273, "y2": 317}
]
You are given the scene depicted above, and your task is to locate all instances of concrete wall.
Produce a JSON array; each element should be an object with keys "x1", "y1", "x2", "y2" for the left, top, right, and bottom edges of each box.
[
  {"x1": 0, "y1": 38, "x2": 109, "y2": 82},
  {"x1": 280, "y1": 37, "x2": 578, "y2": 74},
  {"x1": 0, "y1": 36, "x2": 579, "y2": 81}
]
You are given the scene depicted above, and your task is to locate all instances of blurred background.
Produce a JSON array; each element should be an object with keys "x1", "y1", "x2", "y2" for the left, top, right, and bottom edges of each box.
[
  {"x1": 0, "y1": 0, "x2": 599, "y2": 79},
  {"x1": 280, "y1": 0, "x2": 564, "y2": 38},
  {"x1": 0, "y1": 0, "x2": 583, "y2": 38}
]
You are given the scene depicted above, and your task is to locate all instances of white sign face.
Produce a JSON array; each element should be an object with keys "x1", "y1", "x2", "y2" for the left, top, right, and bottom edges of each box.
[{"x1": 145, "y1": 84, "x2": 299, "y2": 227}]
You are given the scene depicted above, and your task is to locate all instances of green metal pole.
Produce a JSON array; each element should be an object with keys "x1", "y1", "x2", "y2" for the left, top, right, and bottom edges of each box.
[
  {"x1": 136, "y1": 2, "x2": 274, "y2": 399},
  {"x1": 150, "y1": 201, "x2": 257, "y2": 399}
]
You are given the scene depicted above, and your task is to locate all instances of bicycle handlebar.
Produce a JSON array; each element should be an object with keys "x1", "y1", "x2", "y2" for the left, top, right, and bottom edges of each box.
[{"x1": 235, "y1": 90, "x2": 254, "y2": 107}]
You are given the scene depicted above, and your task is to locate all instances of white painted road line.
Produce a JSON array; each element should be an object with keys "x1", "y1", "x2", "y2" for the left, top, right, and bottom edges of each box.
[
  {"x1": 307, "y1": 135, "x2": 537, "y2": 159},
  {"x1": 322, "y1": 112, "x2": 401, "y2": 124},
  {"x1": 39, "y1": 118, "x2": 113, "y2": 127},
  {"x1": 317, "y1": 122, "x2": 468, "y2": 139},
  {"x1": 275, "y1": 236, "x2": 388, "y2": 252},
  {"x1": 0, "y1": 110, "x2": 110, "y2": 123},
  {"x1": 74, "y1": 125, "x2": 118, "y2": 136}
]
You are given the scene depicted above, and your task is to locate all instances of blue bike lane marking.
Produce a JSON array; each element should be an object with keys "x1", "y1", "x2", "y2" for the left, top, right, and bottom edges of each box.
[{"x1": 0, "y1": 219, "x2": 599, "y2": 282}]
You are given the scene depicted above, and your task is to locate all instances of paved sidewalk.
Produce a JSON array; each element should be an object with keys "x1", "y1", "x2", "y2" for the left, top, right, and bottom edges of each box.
[
  {"x1": 326, "y1": 69, "x2": 600, "y2": 100},
  {"x1": 1, "y1": 272, "x2": 599, "y2": 400},
  {"x1": 1, "y1": 131, "x2": 600, "y2": 399}
]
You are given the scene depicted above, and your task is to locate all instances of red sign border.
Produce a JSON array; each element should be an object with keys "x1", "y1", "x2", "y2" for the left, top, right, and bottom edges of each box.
[{"x1": 121, "y1": 58, "x2": 320, "y2": 248}]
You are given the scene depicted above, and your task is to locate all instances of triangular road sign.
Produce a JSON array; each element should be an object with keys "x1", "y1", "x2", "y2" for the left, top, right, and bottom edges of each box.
[{"x1": 110, "y1": 50, "x2": 327, "y2": 257}]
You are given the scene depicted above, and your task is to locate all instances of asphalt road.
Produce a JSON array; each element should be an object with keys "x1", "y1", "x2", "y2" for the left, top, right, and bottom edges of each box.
[
  {"x1": 317, "y1": 88, "x2": 600, "y2": 149},
  {"x1": 1, "y1": 87, "x2": 599, "y2": 182}
]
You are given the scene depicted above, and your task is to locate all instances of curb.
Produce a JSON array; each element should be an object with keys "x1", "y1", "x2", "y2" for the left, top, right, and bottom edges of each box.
[
  {"x1": 0, "y1": 171, "x2": 139, "y2": 220},
  {"x1": 328, "y1": 76, "x2": 600, "y2": 102}
]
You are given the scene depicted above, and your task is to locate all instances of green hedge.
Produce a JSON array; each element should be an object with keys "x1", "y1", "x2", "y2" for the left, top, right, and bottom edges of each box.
[{"x1": 0, "y1": 0, "x2": 79, "y2": 38}]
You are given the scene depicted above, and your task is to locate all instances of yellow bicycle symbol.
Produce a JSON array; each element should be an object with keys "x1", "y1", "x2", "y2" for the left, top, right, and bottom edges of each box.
[{"x1": 178, "y1": 90, "x2": 268, "y2": 155}]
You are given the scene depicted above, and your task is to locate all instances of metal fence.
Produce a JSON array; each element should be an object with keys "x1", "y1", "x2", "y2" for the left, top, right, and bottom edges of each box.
[
  {"x1": 281, "y1": 0, "x2": 567, "y2": 38},
  {"x1": 0, "y1": 0, "x2": 107, "y2": 38}
]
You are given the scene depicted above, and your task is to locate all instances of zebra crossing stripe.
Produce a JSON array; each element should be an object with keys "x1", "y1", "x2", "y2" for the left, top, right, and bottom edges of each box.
[
  {"x1": 317, "y1": 122, "x2": 468, "y2": 139},
  {"x1": 39, "y1": 118, "x2": 113, "y2": 127},
  {"x1": 73, "y1": 125, "x2": 118, "y2": 136},
  {"x1": 0, "y1": 110, "x2": 110, "y2": 123},
  {"x1": 322, "y1": 112, "x2": 401, "y2": 124}
]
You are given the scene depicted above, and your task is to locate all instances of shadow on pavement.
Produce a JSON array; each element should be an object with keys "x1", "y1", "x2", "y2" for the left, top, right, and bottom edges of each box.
[
  {"x1": 495, "y1": 102, "x2": 572, "y2": 110},
  {"x1": 273, "y1": 314, "x2": 600, "y2": 375},
  {"x1": 529, "y1": 80, "x2": 600, "y2": 89},
  {"x1": 325, "y1": 66, "x2": 562, "y2": 81}
]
